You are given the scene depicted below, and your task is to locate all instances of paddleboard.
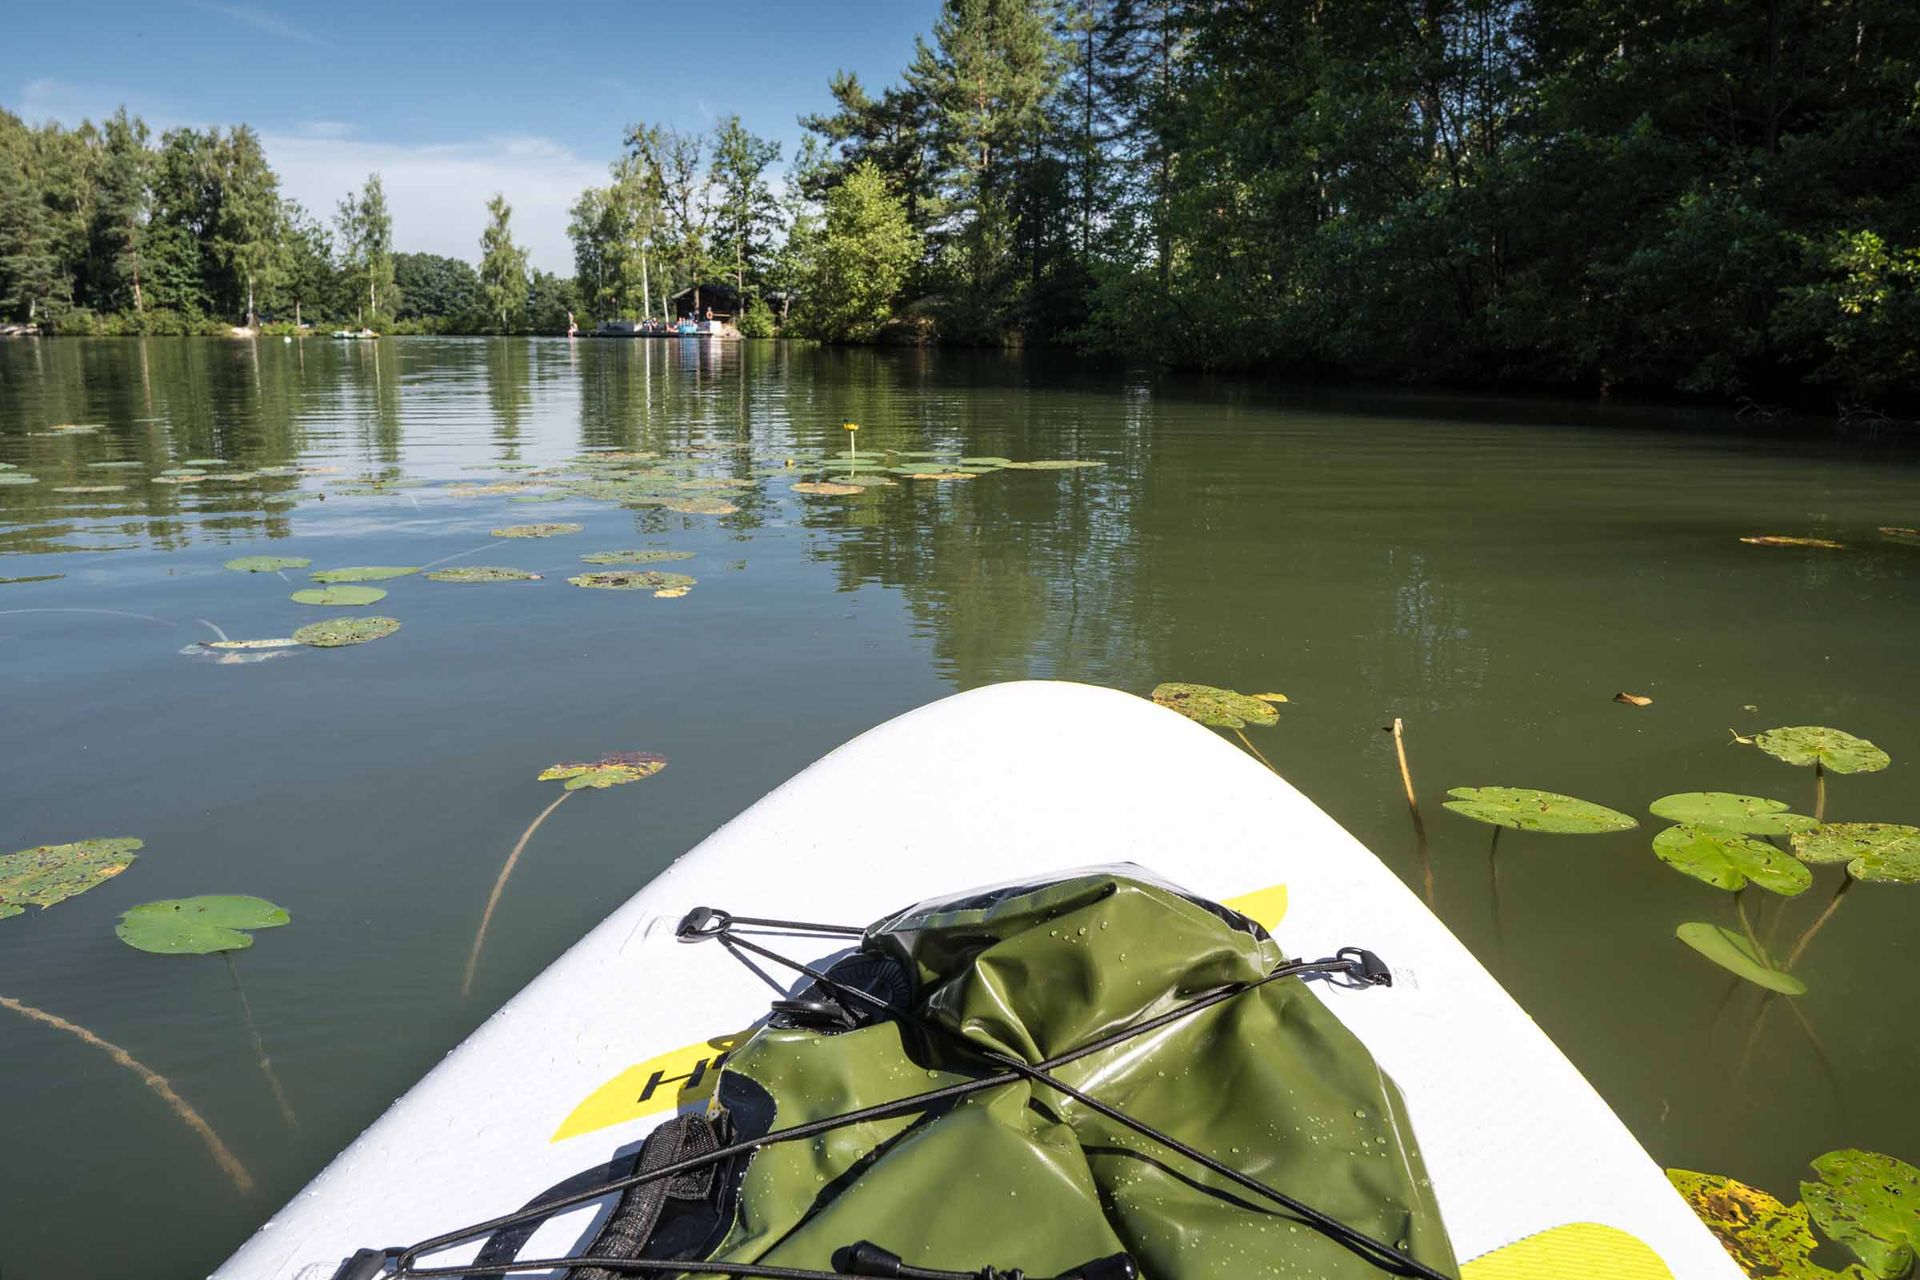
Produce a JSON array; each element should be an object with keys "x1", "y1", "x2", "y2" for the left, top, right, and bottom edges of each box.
[{"x1": 215, "y1": 681, "x2": 1739, "y2": 1280}]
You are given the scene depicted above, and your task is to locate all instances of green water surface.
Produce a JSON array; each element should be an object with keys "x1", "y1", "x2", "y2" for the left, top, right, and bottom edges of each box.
[{"x1": 1, "y1": 337, "x2": 1916, "y2": 1278}]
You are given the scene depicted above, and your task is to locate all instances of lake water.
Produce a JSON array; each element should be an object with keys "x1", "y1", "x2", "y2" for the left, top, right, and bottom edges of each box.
[{"x1": 2, "y1": 337, "x2": 1917, "y2": 1278}]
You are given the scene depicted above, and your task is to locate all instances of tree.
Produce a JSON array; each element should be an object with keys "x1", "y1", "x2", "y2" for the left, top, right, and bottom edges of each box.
[
  {"x1": 336, "y1": 173, "x2": 398, "y2": 325},
  {"x1": 275, "y1": 202, "x2": 335, "y2": 327},
  {"x1": 708, "y1": 116, "x2": 782, "y2": 300},
  {"x1": 89, "y1": 108, "x2": 151, "y2": 313},
  {"x1": 630, "y1": 125, "x2": 711, "y2": 310},
  {"x1": 792, "y1": 161, "x2": 921, "y2": 341},
  {"x1": 393, "y1": 252, "x2": 483, "y2": 326},
  {"x1": 213, "y1": 125, "x2": 284, "y2": 326},
  {"x1": 478, "y1": 193, "x2": 528, "y2": 331}
]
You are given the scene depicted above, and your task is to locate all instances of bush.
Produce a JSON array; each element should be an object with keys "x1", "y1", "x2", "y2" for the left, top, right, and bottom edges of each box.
[
  {"x1": 736, "y1": 296, "x2": 776, "y2": 338},
  {"x1": 53, "y1": 309, "x2": 98, "y2": 336}
]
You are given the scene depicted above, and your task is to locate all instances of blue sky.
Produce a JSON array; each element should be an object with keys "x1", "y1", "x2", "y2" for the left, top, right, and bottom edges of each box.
[{"x1": 2, "y1": 1, "x2": 937, "y2": 271}]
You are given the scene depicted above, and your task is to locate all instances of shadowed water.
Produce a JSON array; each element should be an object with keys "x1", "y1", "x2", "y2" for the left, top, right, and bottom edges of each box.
[{"x1": 2, "y1": 337, "x2": 1917, "y2": 1278}]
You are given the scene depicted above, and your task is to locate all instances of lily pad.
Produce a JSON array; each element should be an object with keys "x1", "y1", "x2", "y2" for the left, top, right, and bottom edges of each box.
[
  {"x1": 1675, "y1": 922, "x2": 1806, "y2": 995},
  {"x1": 793, "y1": 482, "x2": 865, "y2": 496},
  {"x1": 661, "y1": 497, "x2": 737, "y2": 515},
  {"x1": 116, "y1": 895, "x2": 288, "y2": 954},
  {"x1": 0, "y1": 838, "x2": 142, "y2": 916},
  {"x1": 900, "y1": 471, "x2": 976, "y2": 481},
  {"x1": 1741, "y1": 535, "x2": 1847, "y2": 549},
  {"x1": 538, "y1": 751, "x2": 668, "y2": 790},
  {"x1": 1653, "y1": 825, "x2": 1813, "y2": 895},
  {"x1": 579, "y1": 550, "x2": 695, "y2": 566},
  {"x1": 492, "y1": 523, "x2": 582, "y2": 538},
  {"x1": 308, "y1": 565, "x2": 419, "y2": 583},
  {"x1": 1649, "y1": 792, "x2": 1818, "y2": 835},
  {"x1": 208, "y1": 638, "x2": 300, "y2": 650},
  {"x1": 88, "y1": 460, "x2": 146, "y2": 469},
  {"x1": 1442, "y1": 787, "x2": 1637, "y2": 833},
  {"x1": 225, "y1": 555, "x2": 310, "y2": 573},
  {"x1": 1003, "y1": 459, "x2": 1105, "y2": 470},
  {"x1": 0, "y1": 473, "x2": 40, "y2": 486},
  {"x1": 511, "y1": 493, "x2": 565, "y2": 503},
  {"x1": 293, "y1": 616, "x2": 401, "y2": 647},
  {"x1": 424, "y1": 566, "x2": 541, "y2": 583},
  {"x1": 180, "y1": 458, "x2": 228, "y2": 467},
  {"x1": 1150, "y1": 682, "x2": 1278, "y2": 730},
  {"x1": 1755, "y1": 726, "x2": 1891, "y2": 774},
  {"x1": 290, "y1": 585, "x2": 387, "y2": 606},
  {"x1": 1790, "y1": 824, "x2": 1920, "y2": 884},
  {"x1": 568, "y1": 570, "x2": 696, "y2": 596},
  {"x1": 52, "y1": 484, "x2": 126, "y2": 494},
  {"x1": 1880, "y1": 527, "x2": 1920, "y2": 547},
  {"x1": 1802, "y1": 1149, "x2": 1920, "y2": 1279},
  {"x1": 959, "y1": 457, "x2": 1014, "y2": 466},
  {"x1": 1667, "y1": 1169, "x2": 1865, "y2": 1278}
]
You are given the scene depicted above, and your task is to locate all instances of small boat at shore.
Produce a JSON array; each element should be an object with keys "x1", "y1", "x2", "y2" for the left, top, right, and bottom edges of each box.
[
  {"x1": 331, "y1": 328, "x2": 378, "y2": 340},
  {"x1": 215, "y1": 681, "x2": 1740, "y2": 1280}
]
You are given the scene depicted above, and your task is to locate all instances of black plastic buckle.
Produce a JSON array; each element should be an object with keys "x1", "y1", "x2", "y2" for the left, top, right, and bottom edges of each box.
[
  {"x1": 676, "y1": 906, "x2": 733, "y2": 942},
  {"x1": 1336, "y1": 946, "x2": 1393, "y2": 987}
]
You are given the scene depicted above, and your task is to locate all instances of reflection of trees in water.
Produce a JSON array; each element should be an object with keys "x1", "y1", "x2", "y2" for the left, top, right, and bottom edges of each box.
[{"x1": 485, "y1": 338, "x2": 530, "y2": 456}]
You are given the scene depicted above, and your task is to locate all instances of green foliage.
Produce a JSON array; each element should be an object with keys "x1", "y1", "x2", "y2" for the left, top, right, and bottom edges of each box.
[
  {"x1": 1652, "y1": 825, "x2": 1811, "y2": 895},
  {"x1": 479, "y1": 193, "x2": 528, "y2": 332},
  {"x1": 1149, "y1": 682, "x2": 1277, "y2": 730},
  {"x1": 791, "y1": 161, "x2": 921, "y2": 341},
  {"x1": 394, "y1": 252, "x2": 485, "y2": 325},
  {"x1": 1801, "y1": 1150, "x2": 1920, "y2": 1279},
  {"x1": 736, "y1": 295, "x2": 776, "y2": 337},
  {"x1": 1648, "y1": 792, "x2": 1818, "y2": 835},
  {"x1": 537, "y1": 751, "x2": 668, "y2": 790},
  {"x1": 1674, "y1": 922, "x2": 1807, "y2": 996},
  {"x1": 1667, "y1": 1168, "x2": 1869, "y2": 1277},
  {"x1": 292, "y1": 616, "x2": 401, "y2": 647},
  {"x1": 1441, "y1": 787, "x2": 1637, "y2": 834},
  {"x1": 0, "y1": 838, "x2": 143, "y2": 918},
  {"x1": 1790, "y1": 824, "x2": 1920, "y2": 885},
  {"x1": 116, "y1": 895, "x2": 288, "y2": 955},
  {"x1": 1756, "y1": 727, "x2": 1892, "y2": 775}
]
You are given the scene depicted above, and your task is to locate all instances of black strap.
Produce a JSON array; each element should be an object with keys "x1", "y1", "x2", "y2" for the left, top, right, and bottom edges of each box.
[{"x1": 566, "y1": 1114, "x2": 719, "y2": 1280}]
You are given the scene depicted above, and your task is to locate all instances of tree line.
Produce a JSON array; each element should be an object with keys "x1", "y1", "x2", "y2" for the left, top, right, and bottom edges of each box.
[
  {"x1": 6, "y1": 0, "x2": 1918, "y2": 410},
  {"x1": 0, "y1": 108, "x2": 571, "y2": 335}
]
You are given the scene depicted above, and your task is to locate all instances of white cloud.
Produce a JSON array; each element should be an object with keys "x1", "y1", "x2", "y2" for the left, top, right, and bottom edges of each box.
[
  {"x1": 264, "y1": 132, "x2": 611, "y2": 274},
  {"x1": 297, "y1": 120, "x2": 356, "y2": 140},
  {"x1": 189, "y1": 2, "x2": 326, "y2": 45}
]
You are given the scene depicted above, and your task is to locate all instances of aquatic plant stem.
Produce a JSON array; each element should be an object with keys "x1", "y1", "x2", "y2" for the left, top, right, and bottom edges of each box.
[
  {"x1": 1231, "y1": 727, "x2": 1280, "y2": 775},
  {"x1": 1735, "y1": 890, "x2": 1760, "y2": 955},
  {"x1": 1786, "y1": 998, "x2": 1846, "y2": 1120},
  {"x1": 1390, "y1": 718, "x2": 1434, "y2": 906},
  {"x1": 1737, "y1": 995, "x2": 1776, "y2": 1085},
  {"x1": 0, "y1": 994, "x2": 254, "y2": 1193},
  {"x1": 463, "y1": 789, "x2": 573, "y2": 997},
  {"x1": 1814, "y1": 762, "x2": 1826, "y2": 822},
  {"x1": 224, "y1": 952, "x2": 297, "y2": 1128},
  {"x1": 1783, "y1": 874, "x2": 1854, "y2": 971}
]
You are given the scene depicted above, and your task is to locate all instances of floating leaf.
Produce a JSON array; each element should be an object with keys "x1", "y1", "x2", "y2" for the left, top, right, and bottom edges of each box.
[
  {"x1": 446, "y1": 481, "x2": 535, "y2": 496},
  {"x1": 180, "y1": 458, "x2": 228, "y2": 467},
  {"x1": 293, "y1": 615, "x2": 401, "y2": 647},
  {"x1": 1002, "y1": 459, "x2": 1104, "y2": 470},
  {"x1": 0, "y1": 839, "x2": 142, "y2": 916},
  {"x1": 308, "y1": 565, "x2": 419, "y2": 583},
  {"x1": 0, "y1": 574, "x2": 64, "y2": 586},
  {"x1": 1802, "y1": 1149, "x2": 1920, "y2": 1279},
  {"x1": 901, "y1": 471, "x2": 976, "y2": 481},
  {"x1": 1880, "y1": 527, "x2": 1920, "y2": 547},
  {"x1": 116, "y1": 896, "x2": 289, "y2": 955},
  {"x1": 208, "y1": 638, "x2": 300, "y2": 651},
  {"x1": 1741, "y1": 535, "x2": 1847, "y2": 549},
  {"x1": 675, "y1": 477, "x2": 755, "y2": 491},
  {"x1": 661, "y1": 497, "x2": 738, "y2": 515},
  {"x1": 1649, "y1": 793, "x2": 1818, "y2": 835},
  {"x1": 568, "y1": 570, "x2": 696, "y2": 596},
  {"x1": 290, "y1": 585, "x2": 387, "y2": 606},
  {"x1": 1250, "y1": 692, "x2": 1289, "y2": 705},
  {"x1": 578, "y1": 550, "x2": 695, "y2": 565},
  {"x1": 959, "y1": 456, "x2": 1013, "y2": 466},
  {"x1": 88, "y1": 460, "x2": 146, "y2": 469},
  {"x1": 793, "y1": 482, "x2": 865, "y2": 496},
  {"x1": 225, "y1": 555, "x2": 310, "y2": 573},
  {"x1": 1442, "y1": 787, "x2": 1637, "y2": 833},
  {"x1": 492, "y1": 522, "x2": 583, "y2": 538},
  {"x1": 1615, "y1": 692, "x2": 1653, "y2": 707},
  {"x1": 1653, "y1": 825, "x2": 1812, "y2": 895},
  {"x1": 0, "y1": 473, "x2": 40, "y2": 486},
  {"x1": 52, "y1": 484, "x2": 126, "y2": 494},
  {"x1": 1755, "y1": 726, "x2": 1891, "y2": 774},
  {"x1": 1675, "y1": 922, "x2": 1806, "y2": 994},
  {"x1": 1730, "y1": 729, "x2": 1756, "y2": 746},
  {"x1": 424, "y1": 566, "x2": 541, "y2": 583},
  {"x1": 538, "y1": 751, "x2": 668, "y2": 790},
  {"x1": 511, "y1": 493, "x2": 565, "y2": 503},
  {"x1": 1790, "y1": 824, "x2": 1920, "y2": 884},
  {"x1": 1667, "y1": 1169, "x2": 1864, "y2": 1278},
  {"x1": 1150, "y1": 682, "x2": 1278, "y2": 729}
]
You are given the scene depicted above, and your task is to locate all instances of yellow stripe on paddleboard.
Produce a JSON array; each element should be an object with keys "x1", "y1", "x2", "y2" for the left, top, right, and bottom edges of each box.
[
  {"x1": 552, "y1": 884, "x2": 1289, "y2": 1143},
  {"x1": 1461, "y1": 1223, "x2": 1675, "y2": 1280}
]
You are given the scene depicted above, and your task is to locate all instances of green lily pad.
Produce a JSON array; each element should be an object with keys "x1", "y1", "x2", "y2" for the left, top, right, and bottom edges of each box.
[
  {"x1": 959, "y1": 457, "x2": 1013, "y2": 466},
  {"x1": 309, "y1": 565, "x2": 419, "y2": 583},
  {"x1": 793, "y1": 481, "x2": 866, "y2": 495},
  {"x1": 538, "y1": 751, "x2": 668, "y2": 790},
  {"x1": 1667, "y1": 1169, "x2": 1867, "y2": 1278},
  {"x1": 116, "y1": 895, "x2": 289, "y2": 954},
  {"x1": 1790, "y1": 824, "x2": 1920, "y2": 884},
  {"x1": 180, "y1": 458, "x2": 228, "y2": 467},
  {"x1": 1653, "y1": 825, "x2": 1813, "y2": 895},
  {"x1": 1648, "y1": 792, "x2": 1818, "y2": 835},
  {"x1": 579, "y1": 550, "x2": 695, "y2": 565},
  {"x1": 0, "y1": 473, "x2": 41, "y2": 485},
  {"x1": 0, "y1": 462, "x2": 17, "y2": 470},
  {"x1": 568, "y1": 570, "x2": 696, "y2": 596},
  {"x1": 1675, "y1": 921, "x2": 1807, "y2": 995},
  {"x1": 1150, "y1": 682, "x2": 1278, "y2": 730},
  {"x1": 1755, "y1": 726, "x2": 1891, "y2": 774},
  {"x1": 1002, "y1": 459, "x2": 1105, "y2": 470},
  {"x1": 88, "y1": 461, "x2": 146, "y2": 469},
  {"x1": 225, "y1": 555, "x2": 311, "y2": 573},
  {"x1": 0, "y1": 838, "x2": 143, "y2": 916},
  {"x1": 52, "y1": 484, "x2": 126, "y2": 494},
  {"x1": 290, "y1": 585, "x2": 387, "y2": 606},
  {"x1": 511, "y1": 493, "x2": 565, "y2": 503},
  {"x1": 293, "y1": 616, "x2": 401, "y2": 647},
  {"x1": 424, "y1": 566, "x2": 542, "y2": 583},
  {"x1": 662, "y1": 497, "x2": 738, "y2": 515},
  {"x1": 208, "y1": 638, "x2": 300, "y2": 650},
  {"x1": 1442, "y1": 787, "x2": 1638, "y2": 834},
  {"x1": 492, "y1": 523, "x2": 582, "y2": 538},
  {"x1": 1802, "y1": 1149, "x2": 1920, "y2": 1279}
]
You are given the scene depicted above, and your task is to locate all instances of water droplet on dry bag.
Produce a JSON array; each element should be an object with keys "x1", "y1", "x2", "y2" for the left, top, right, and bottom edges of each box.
[{"x1": 1353, "y1": 1109, "x2": 1368, "y2": 1119}]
